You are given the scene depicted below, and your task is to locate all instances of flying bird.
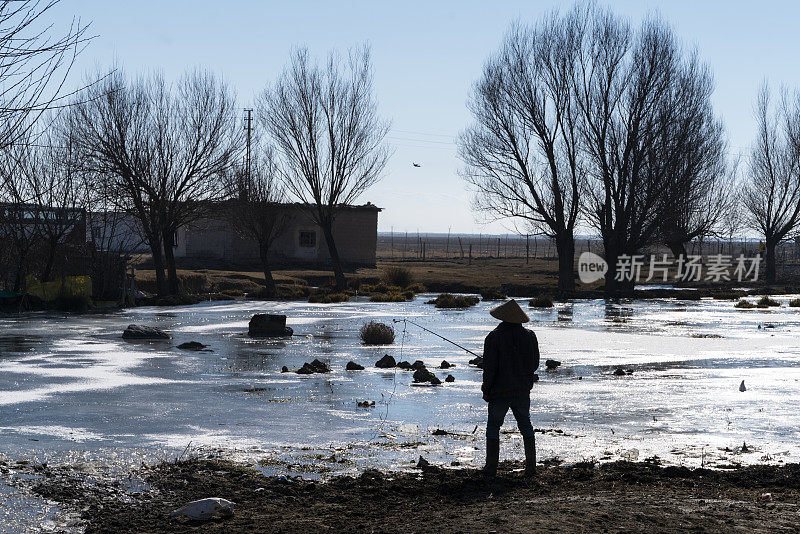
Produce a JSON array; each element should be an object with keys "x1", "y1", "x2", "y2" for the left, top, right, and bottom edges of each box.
[{"x1": 412, "y1": 162, "x2": 421, "y2": 168}]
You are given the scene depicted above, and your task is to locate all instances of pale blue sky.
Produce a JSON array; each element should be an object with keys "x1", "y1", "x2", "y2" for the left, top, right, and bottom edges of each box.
[{"x1": 55, "y1": 1, "x2": 800, "y2": 233}]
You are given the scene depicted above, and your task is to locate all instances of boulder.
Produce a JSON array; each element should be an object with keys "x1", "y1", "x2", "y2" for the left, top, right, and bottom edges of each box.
[
  {"x1": 297, "y1": 359, "x2": 330, "y2": 374},
  {"x1": 375, "y1": 354, "x2": 396, "y2": 368},
  {"x1": 170, "y1": 497, "x2": 234, "y2": 521},
  {"x1": 413, "y1": 367, "x2": 441, "y2": 385},
  {"x1": 177, "y1": 341, "x2": 206, "y2": 350},
  {"x1": 445, "y1": 374, "x2": 455, "y2": 382},
  {"x1": 346, "y1": 361, "x2": 365, "y2": 371},
  {"x1": 396, "y1": 360, "x2": 413, "y2": 370},
  {"x1": 469, "y1": 356, "x2": 484, "y2": 369},
  {"x1": 416, "y1": 456, "x2": 430, "y2": 469},
  {"x1": 612, "y1": 368, "x2": 633, "y2": 376},
  {"x1": 545, "y1": 359, "x2": 561, "y2": 370},
  {"x1": 122, "y1": 324, "x2": 170, "y2": 340},
  {"x1": 248, "y1": 314, "x2": 293, "y2": 337},
  {"x1": 439, "y1": 360, "x2": 453, "y2": 369},
  {"x1": 357, "y1": 400, "x2": 375, "y2": 407},
  {"x1": 297, "y1": 363, "x2": 315, "y2": 375},
  {"x1": 281, "y1": 366, "x2": 289, "y2": 373},
  {"x1": 410, "y1": 360, "x2": 426, "y2": 371}
]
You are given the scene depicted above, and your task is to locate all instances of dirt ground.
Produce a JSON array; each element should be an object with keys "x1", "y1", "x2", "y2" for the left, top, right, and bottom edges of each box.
[{"x1": 30, "y1": 459, "x2": 800, "y2": 533}]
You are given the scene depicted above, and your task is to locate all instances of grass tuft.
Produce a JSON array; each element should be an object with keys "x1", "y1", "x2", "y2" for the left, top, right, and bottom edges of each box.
[{"x1": 360, "y1": 321, "x2": 395, "y2": 345}]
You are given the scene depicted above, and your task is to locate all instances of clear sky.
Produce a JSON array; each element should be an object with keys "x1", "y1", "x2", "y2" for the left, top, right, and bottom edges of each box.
[{"x1": 54, "y1": 0, "x2": 800, "y2": 234}]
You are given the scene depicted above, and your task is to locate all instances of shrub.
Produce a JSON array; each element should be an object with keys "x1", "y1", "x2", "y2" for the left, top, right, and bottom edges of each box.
[
  {"x1": 480, "y1": 288, "x2": 507, "y2": 301},
  {"x1": 529, "y1": 295, "x2": 554, "y2": 308},
  {"x1": 382, "y1": 266, "x2": 414, "y2": 288},
  {"x1": 735, "y1": 300, "x2": 755, "y2": 309},
  {"x1": 756, "y1": 296, "x2": 780, "y2": 308},
  {"x1": 309, "y1": 292, "x2": 350, "y2": 304},
  {"x1": 360, "y1": 321, "x2": 395, "y2": 345},
  {"x1": 789, "y1": 298, "x2": 800, "y2": 307},
  {"x1": 426, "y1": 293, "x2": 480, "y2": 308}
]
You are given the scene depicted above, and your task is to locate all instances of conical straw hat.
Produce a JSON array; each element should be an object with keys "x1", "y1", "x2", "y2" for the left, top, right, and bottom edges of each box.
[{"x1": 489, "y1": 299, "x2": 530, "y2": 323}]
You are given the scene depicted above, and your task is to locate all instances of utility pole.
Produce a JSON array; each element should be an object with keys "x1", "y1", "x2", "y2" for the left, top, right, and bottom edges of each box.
[{"x1": 243, "y1": 108, "x2": 253, "y2": 190}]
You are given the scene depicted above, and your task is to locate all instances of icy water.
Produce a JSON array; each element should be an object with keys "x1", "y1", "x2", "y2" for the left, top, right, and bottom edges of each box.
[{"x1": 1, "y1": 294, "x2": 800, "y2": 529}]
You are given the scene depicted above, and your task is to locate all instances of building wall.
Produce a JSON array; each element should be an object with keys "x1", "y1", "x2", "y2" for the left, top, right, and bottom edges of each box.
[{"x1": 175, "y1": 205, "x2": 379, "y2": 267}]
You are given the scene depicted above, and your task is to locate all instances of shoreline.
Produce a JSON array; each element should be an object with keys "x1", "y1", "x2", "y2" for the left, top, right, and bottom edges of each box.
[{"x1": 21, "y1": 456, "x2": 800, "y2": 532}]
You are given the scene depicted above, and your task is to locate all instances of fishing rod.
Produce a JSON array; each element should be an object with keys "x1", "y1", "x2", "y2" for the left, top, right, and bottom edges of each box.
[{"x1": 393, "y1": 318, "x2": 481, "y2": 358}]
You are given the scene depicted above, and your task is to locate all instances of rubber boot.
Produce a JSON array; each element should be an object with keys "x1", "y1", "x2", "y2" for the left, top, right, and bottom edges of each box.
[
  {"x1": 483, "y1": 438, "x2": 500, "y2": 476},
  {"x1": 523, "y1": 435, "x2": 536, "y2": 476}
]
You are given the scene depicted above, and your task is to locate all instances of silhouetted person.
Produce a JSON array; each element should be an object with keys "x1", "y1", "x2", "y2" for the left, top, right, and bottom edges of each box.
[{"x1": 481, "y1": 299, "x2": 540, "y2": 476}]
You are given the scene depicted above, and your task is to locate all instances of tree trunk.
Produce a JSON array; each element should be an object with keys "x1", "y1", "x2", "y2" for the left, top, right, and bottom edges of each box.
[
  {"x1": 765, "y1": 239, "x2": 777, "y2": 285},
  {"x1": 162, "y1": 229, "x2": 180, "y2": 295},
  {"x1": 555, "y1": 231, "x2": 575, "y2": 295},
  {"x1": 149, "y1": 236, "x2": 168, "y2": 297},
  {"x1": 321, "y1": 223, "x2": 347, "y2": 291},
  {"x1": 42, "y1": 240, "x2": 58, "y2": 282},
  {"x1": 601, "y1": 241, "x2": 636, "y2": 298},
  {"x1": 259, "y1": 240, "x2": 277, "y2": 298}
]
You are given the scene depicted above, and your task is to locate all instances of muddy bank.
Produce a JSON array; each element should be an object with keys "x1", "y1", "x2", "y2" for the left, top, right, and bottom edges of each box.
[{"x1": 29, "y1": 458, "x2": 800, "y2": 533}]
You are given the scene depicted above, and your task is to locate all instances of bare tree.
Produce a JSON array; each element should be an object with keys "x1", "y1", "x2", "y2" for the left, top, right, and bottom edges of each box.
[
  {"x1": 259, "y1": 46, "x2": 390, "y2": 290},
  {"x1": 223, "y1": 144, "x2": 290, "y2": 297},
  {"x1": 0, "y1": 0, "x2": 91, "y2": 150},
  {"x1": 0, "y1": 144, "x2": 36, "y2": 291},
  {"x1": 459, "y1": 11, "x2": 585, "y2": 293},
  {"x1": 575, "y1": 10, "x2": 721, "y2": 295},
  {"x1": 13, "y1": 125, "x2": 84, "y2": 282},
  {"x1": 657, "y1": 114, "x2": 731, "y2": 261},
  {"x1": 742, "y1": 84, "x2": 800, "y2": 284},
  {"x1": 67, "y1": 69, "x2": 241, "y2": 296}
]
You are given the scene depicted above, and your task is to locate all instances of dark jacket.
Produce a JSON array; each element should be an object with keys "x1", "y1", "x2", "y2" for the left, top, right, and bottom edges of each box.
[{"x1": 481, "y1": 322, "x2": 540, "y2": 401}]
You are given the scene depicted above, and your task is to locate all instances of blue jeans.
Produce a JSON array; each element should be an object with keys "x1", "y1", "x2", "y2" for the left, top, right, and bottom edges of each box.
[{"x1": 487, "y1": 397, "x2": 535, "y2": 439}]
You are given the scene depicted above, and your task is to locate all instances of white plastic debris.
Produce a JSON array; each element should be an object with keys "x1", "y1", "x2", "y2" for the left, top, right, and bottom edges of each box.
[{"x1": 169, "y1": 498, "x2": 234, "y2": 521}]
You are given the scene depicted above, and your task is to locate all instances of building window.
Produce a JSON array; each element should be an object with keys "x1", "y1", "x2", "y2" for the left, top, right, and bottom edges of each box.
[{"x1": 299, "y1": 230, "x2": 316, "y2": 248}]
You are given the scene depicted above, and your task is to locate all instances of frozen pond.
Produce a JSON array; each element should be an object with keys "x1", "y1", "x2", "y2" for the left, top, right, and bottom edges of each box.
[{"x1": 1, "y1": 293, "x2": 800, "y2": 482}]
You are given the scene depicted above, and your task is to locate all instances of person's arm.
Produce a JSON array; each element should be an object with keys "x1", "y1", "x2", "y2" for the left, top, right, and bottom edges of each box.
[
  {"x1": 530, "y1": 331, "x2": 540, "y2": 373},
  {"x1": 482, "y1": 333, "x2": 498, "y2": 402}
]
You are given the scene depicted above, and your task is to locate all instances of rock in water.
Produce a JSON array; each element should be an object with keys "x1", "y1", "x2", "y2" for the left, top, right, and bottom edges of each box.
[
  {"x1": 346, "y1": 361, "x2": 364, "y2": 371},
  {"x1": 469, "y1": 356, "x2": 484, "y2": 368},
  {"x1": 357, "y1": 400, "x2": 375, "y2": 407},
  {"x1": 545, "y1": 359, "x2": 561, "y2": 370},
  {"x1": 281, "y1": 366, "x2": 289, "y2": 373},
  {"x1": 396, "y1": 360, "x2": 413, "y2": 370},
  {"x1": 440, "y1": 360, "x2": 453, "y2": 369},
  {"x1": 122, "y1": 324, "x2": 170, "y2": 340},
  {"x1": 410, "y1": 360, "x2": 426, "y2": 371},
  {"x1": 170, "y1": 497, "x2": 234, "y2": 521},
  {"x1": 413, "y1": 367, "x2": 441, "y2": 385},
  {"x1": 375, "y1": 354, "x2": 396, "y2": 368},
  {"x1": 739, "y1": 380, "x2": 746, "y2": 392},
  {"x1": 613, "y1": 368, "x2": 626, "y2": 376},
  {"x1": 296, "y1": 359, "x2": 330, "y2": 374},
  {"x1": 416, "y1": 456, "x2": 430, "y2": 468},
  {"x1": 309, "y1": 359, "x2": 330, "y2": 373},
  {"x1": 176, "y1": 341, "x2": 206, "y2": 350},
  {"x1": 445, "y1": 374, "x2": 455, "y2": 382},
  {"x1": 248, "y1": 314, "x2": 293, "y2": 337}
]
